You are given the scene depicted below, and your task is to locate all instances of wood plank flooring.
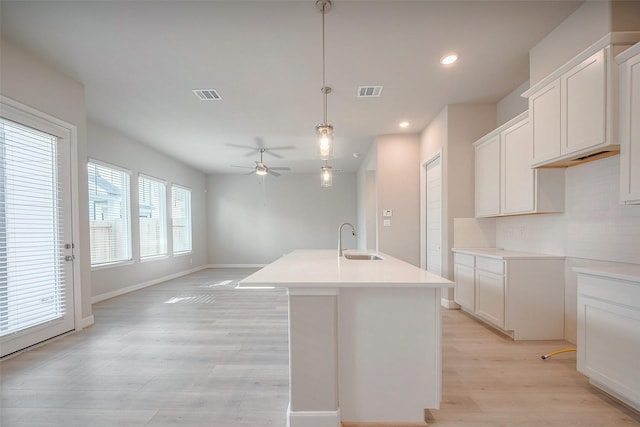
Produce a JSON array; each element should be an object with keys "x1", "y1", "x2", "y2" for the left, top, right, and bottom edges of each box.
[{"x1": 1, "y1": 268, "x2": 638, "y2": 426}]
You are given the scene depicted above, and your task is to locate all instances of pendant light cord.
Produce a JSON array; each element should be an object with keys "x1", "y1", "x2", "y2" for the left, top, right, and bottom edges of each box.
[{"x1": 321, "y1": 2, "x2": 328, "y2": 125}]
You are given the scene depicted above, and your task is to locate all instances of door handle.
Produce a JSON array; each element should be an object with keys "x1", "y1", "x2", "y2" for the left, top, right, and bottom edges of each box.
[{"x1": 65, "y1": 255, "x2": 75, "y2": 261}]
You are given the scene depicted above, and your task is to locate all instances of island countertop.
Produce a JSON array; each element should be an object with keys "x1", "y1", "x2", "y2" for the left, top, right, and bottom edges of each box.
[{"x1": 239, "y1": 249, "x2": 453, "y2": 288}]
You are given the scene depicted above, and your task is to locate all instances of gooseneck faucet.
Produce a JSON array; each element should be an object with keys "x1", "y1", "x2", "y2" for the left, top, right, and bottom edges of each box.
[{"x1": 338, "y1": 222, "x2": 356, "y2": 257}]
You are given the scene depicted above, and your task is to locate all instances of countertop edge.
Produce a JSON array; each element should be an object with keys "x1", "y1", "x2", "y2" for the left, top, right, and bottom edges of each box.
[
  {"x1": 452, "y1": 247, "x2": 565, "y2": 260},
  {"x1": 573, "y1": 266, "x2": 640, "y2": 283}
]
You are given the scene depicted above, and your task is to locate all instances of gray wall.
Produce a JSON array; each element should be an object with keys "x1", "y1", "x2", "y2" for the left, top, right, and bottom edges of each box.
[
  {"x1": 87, "y1": 120, "x2": 209, "y2": 300},
  {"x1": 529, "y1": 1, "x2": 640, "y2": 85},
  {"x1": 207, "y1": 172, "x2": 357, "y2": 265},
  {"x1": 376, "y1": 134, "x2": 421, "y2": 266},
  {"x1": 0, "y1": 37, "x2": 93, "y2": 322}
]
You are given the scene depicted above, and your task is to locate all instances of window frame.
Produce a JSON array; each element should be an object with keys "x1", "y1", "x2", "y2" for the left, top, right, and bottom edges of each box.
[
  {"x1": 87, "y1": 159, "x2": 133, "y2": 268},
  {"x1": 138, "y1": 173, "x2": 168, "y2": 260},
  {"x1": 171, "y1": 184, "x2": 192, "y2": 255}
]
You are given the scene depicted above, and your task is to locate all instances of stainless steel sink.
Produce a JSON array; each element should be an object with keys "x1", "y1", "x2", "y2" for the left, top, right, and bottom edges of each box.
[{"x1": 344, "y1": 253, "x2": 383, "y2": 260}]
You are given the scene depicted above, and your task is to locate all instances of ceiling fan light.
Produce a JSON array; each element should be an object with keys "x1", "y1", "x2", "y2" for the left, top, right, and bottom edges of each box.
[
  {"x1": 316, "y1": 124, "x2": 334, "y2": 160},
  {"x1": 256, "y1": 167, "x2": 268, "y2": 176},
  {"x1": 321, "y1": 165, "x2": 333, "y2": 187}
]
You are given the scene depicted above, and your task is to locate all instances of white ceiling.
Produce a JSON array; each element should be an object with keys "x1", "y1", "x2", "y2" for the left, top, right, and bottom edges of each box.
[{"x1": 0, "y1": 0, "x2": 583, "y2": 174}]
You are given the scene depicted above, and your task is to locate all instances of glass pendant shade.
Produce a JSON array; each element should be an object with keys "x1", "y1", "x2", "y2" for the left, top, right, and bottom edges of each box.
[
  {"x1": 316, "y1": 124, "x2": 334, "y2": 160},
  {"x1": 321, "y1": 165, "x2": 333, "y2": 187}
]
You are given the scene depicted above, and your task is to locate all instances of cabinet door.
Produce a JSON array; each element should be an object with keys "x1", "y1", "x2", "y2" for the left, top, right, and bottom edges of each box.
[
  {"x1": 475, "y1": 135, "x2": 500, "y2": 217},
  {"x1": 530, "y1": 80, "x2": 561, "y2": 165},
  {"x1": 620, "y1": 51, "x2": 640, "y2": 204},
  {"x1": 561, "y1": 48, "x2": 606, "y2": 155},
  {"x1": 501, "y1": 119, "x2": 535, "y2": 214},
  {"x1": 475, "y1": 269, "x2": 505, "y2": 328},
  {"x1": 454, "y1": 263, "x2": 475, "y2": 311}
]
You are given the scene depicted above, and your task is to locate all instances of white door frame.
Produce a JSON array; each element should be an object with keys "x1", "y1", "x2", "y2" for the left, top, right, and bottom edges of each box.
[
  {"x1": 420, "y1": 151, "x2": 443, "y2": 272},
  {"x1": 1, "y1": 96, "x2": 83, "y2": 352}
]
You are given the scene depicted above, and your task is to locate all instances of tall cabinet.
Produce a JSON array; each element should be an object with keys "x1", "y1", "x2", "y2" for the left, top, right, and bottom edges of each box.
[{"x1": 617, "y1": 42, "x2": 640, "y2": 205}]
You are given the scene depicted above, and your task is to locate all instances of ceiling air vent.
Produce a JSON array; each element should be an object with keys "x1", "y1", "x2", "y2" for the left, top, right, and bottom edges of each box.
[
  {"x1": 193, "y1": 89, "x2": 222, "y2": 101},
  {"x1": 357, "y1": 86, "x2": 383, "y2": 98}
]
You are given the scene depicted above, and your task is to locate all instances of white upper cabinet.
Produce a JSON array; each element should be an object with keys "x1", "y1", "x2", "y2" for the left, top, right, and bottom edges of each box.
[
  {"x1": 474, "y1": 112, "x2": 564, "y2": 218},
  {"x1": 561, "y1": 48, "x2": 607, "y2": 155},
  {"x1": 523, "y1": 33, "x2": 640, "y2": 168},
  {"x1": 530, "y1": 80, "x2": 561, "y2": 164},
  {"x1": 617, "y1": 42, "x2": 640, "y2": 204},
  {"x1": 474, "y1": 134, "x2": 500, "y2": 217}
]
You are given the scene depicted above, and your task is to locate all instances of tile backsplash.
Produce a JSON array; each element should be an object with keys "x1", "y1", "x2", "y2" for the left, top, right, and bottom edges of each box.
[{"x1": 496, "y1": 156, "x2": 640, "y2": 265}]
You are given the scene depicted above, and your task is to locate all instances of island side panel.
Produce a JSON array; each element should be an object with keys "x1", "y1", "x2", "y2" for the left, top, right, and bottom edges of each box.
[
  {"x1": 288, "y1": 294, "x2": 339, "y2": 413},
  {"x1": 338, "y1": 287, "x2": 442, "y2": 423}
]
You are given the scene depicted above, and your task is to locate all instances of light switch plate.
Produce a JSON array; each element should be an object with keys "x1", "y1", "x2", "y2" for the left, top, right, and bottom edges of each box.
[{"x1": 383, "y1": 219, "x2": 391, "y2": 227}]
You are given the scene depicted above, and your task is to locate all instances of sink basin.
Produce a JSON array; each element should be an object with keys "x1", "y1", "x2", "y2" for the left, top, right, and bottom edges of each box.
[{"x1": 344, "y1": 253, "x2": 383, "y2": 261}]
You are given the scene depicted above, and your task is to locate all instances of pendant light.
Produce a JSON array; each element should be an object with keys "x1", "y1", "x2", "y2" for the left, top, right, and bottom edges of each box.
[
  {"x1": 321, "y1": 163, "x2": 333, "y2": 187},
  {"x1": 316, "y1": 0, "x2": 333, "y2": 160}
]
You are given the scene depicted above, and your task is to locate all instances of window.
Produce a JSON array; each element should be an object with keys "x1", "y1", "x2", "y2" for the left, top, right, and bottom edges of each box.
[
  {"x1": 171, "y1": 185, "x2": 192, "y2": 254},
  {"x1": 88, "y1": 161, "x2": 131, "y2": 266},
  {"x1": 138, "y1": 175, "x2": 167, "y2": 258}
]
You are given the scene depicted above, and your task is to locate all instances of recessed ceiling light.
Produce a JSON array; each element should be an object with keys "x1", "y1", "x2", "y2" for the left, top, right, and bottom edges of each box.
[
  {"x1": 440, "y1": 53, "x2": 459, "y2": 65},
  {"x1": 399, "y1": 121, "x2": 410, "y2": 128}
]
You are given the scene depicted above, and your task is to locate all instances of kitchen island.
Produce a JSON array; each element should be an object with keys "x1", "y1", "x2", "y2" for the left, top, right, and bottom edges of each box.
[{"x1": 239, "y1": 249, "x2": 453, "y2": 427}]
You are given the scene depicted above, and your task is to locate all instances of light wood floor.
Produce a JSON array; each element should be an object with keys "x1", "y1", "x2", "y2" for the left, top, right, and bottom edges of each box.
[{"x1": 1, "y1": 268, "x2": 638, "y2": 426}]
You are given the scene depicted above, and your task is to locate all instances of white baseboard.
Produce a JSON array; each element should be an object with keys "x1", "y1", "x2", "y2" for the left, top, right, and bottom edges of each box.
[
  {"x1": 287, "y1": 404, "x2": 340, "y2": 427},
  {"x1": 441, "y1": 297, "x2": 460, "y2": 309},
  {"x1": 80, "y1": 315, "x2": 95, "y2": 329},
  {"x1": 91, "y1": 265, "x2": 208, "y2": 304},
  {"x1": 206, "y1": 263, "x2": 267, "y2": 269}
]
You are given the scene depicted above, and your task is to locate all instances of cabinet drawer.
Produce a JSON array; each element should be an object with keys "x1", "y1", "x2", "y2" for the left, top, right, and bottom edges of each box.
[
  {"x1": 476, "y1": 257, "x2": 504, "y2": 274},
  {"x1": 454, "y1": 253, "x2": 475, "y2": 268}
]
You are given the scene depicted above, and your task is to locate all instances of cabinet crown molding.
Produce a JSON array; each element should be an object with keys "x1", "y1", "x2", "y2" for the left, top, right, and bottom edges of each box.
[{"x1": 522, "y1": 31, "x2": 640, "y2": 98}]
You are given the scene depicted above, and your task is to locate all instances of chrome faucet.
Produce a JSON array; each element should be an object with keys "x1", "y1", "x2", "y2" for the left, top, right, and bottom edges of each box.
[{"x1": 338, "y1": 222, "x2": 356, "y2": 257}]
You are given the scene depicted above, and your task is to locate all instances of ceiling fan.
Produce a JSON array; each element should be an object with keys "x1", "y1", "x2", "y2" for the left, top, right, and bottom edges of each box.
[
  {"x1": 229, "y1": 138, "x2": 293, "y2": 176},
  {"x1": 231, "y1": 148, "x2": 291, "y2": 177}
]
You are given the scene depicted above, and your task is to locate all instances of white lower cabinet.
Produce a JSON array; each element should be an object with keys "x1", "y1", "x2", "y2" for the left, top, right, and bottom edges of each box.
[
  {"x1": 452, "y1": 249, "x2": 565, "y2": 340},
  {"x1": 453, "y1": 253, "x2": 475, "y2": 311},
  {"x1": 575, "y1": 267, "x2": 640, "y2": 412}
]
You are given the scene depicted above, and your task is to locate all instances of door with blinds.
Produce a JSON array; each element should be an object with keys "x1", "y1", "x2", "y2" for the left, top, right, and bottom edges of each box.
[{"x1": 1, "y1": 102, "x2": 76, "y2": 358}]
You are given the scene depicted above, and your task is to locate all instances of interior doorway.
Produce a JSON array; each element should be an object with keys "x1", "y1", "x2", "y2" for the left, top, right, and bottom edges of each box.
[{"x1": 422, "y1": 153, "x2": 442, "y2": 275}]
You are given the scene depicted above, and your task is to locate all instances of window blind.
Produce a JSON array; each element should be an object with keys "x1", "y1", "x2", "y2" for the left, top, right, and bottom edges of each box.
[
  {"x1": 171, "y1": 185, "x2": 192, "y2": 253},
  {"x1": 139, "y1": 175, "x2": 167, "y2": 258},
  {"x1": 88, "y1": 161, "x2": 131, "y2": 266},
  {"x1": 0, "y1": 118, "x2": 66, "y2": 336}
]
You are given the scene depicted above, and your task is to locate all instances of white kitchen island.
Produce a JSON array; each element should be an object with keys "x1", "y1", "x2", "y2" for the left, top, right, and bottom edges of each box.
[{"x1": 239, "y1": 249, "x2": 453, "y2": 427}]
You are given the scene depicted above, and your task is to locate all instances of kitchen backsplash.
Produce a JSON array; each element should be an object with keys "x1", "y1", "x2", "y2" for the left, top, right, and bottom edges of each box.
[{"x1": 496, "y1": 156, "x2": 640, "y2": 264}]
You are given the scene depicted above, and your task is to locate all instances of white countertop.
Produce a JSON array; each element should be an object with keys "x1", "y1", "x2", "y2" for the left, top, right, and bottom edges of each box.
[
  {"x1": 239, "y1": 249, "x2": 453, "y2": 289},
  {"x1": 452, "y1": 247, "x2": 565, "y2": 260},
  {"x1": 574, "y1": 264, "x2": 640, "y2": 283}
]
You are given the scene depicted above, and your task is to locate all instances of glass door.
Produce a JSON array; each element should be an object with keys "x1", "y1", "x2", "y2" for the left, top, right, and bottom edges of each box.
[{"x1": 0, "y1": 104, "x2": 75, "y2": 358}]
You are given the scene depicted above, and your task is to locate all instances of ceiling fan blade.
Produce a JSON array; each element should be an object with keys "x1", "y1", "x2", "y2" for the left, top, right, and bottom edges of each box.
[
  {"x1": 264, "y1": 150, "x2": 283, "y2": 159},
  {"x1": 266, "y1": 145, "x2": 295, "y2": 151},
  {"x1": 267, "y1": 170, "x2": 281, "y2": 177},
  {"x1": 231, "y1": 165, "x2": 254, "y2": 169},
  {"x1": 269, "y1": 167, "x2": 291, "y2": 171},
  {"x1": 227, "y1": 143, "x2": 259, "y2": 151}
]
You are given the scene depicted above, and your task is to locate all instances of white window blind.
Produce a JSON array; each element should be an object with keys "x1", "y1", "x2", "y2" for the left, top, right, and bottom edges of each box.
[
  {"x1": 139, "y1": 175, "x2": 167, "y2": 258},
  {"x1": 171, "y1": 185, "x2": 192, "y2": 254},
  {"x1": 0, "y1": 118, "x2": 66, "y2": 336},
  {"x1": 88, "y1": 161, "x2": 131, "y2": 266}
]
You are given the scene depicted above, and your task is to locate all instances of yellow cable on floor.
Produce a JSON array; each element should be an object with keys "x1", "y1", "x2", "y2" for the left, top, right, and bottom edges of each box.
[{"x1": 541, "y1": 348, "x2": 576, "y2": 360}]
